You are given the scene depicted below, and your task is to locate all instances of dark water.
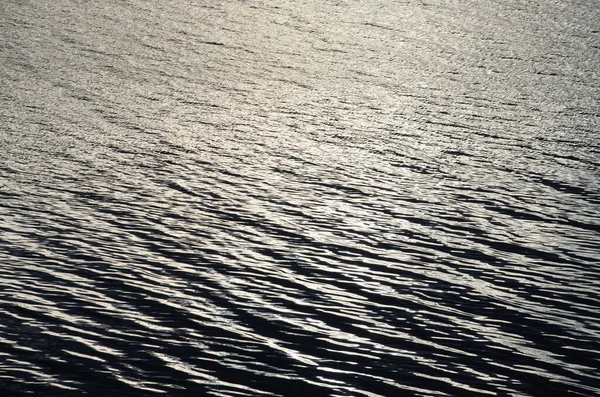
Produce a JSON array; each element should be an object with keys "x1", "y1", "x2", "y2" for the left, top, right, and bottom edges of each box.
[{"x1": 1, "y1": 0, "x2": 600, "y2": 395}]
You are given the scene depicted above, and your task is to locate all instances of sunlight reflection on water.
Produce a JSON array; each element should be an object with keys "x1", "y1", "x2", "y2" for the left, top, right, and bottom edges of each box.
[{"x1": 1, "y1": 0, "x2": 600, "y2": 395}]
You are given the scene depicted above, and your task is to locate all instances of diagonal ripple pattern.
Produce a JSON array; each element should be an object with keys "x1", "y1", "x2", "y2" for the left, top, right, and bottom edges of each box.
[{"x1": 1, "y1": 0, "x2": 600, "y2": 396}]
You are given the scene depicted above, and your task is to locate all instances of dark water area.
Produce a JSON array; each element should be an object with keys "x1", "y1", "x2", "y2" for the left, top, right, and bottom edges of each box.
[{"x1": 1, "y1": 0, "x2": 600, "y2": 395}]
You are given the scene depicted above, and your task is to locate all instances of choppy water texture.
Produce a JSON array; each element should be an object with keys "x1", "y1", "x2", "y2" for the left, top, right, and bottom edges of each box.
[{"x1": 1, "y1": 0, "x2": 600, "y2": 396}]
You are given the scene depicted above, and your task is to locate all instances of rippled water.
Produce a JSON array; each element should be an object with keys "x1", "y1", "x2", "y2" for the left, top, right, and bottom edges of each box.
[{"x1": 1, "y1": 0, "x2": 600, "y2": 395}]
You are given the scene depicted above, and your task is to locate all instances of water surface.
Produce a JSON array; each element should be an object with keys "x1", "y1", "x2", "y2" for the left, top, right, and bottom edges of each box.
[{"x1": 1, "y1": 0, "x2": 600, "y2": 395}]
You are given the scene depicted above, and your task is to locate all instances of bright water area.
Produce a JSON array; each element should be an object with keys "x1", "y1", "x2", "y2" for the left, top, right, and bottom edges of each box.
[{"x1": 1, "y1": 0, "x2": 600, "y2": 396}]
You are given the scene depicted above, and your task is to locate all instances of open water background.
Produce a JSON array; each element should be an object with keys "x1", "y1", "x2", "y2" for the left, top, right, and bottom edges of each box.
[{"x1": 1, "y1": 0, "x2": 600, "y2": 396}]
